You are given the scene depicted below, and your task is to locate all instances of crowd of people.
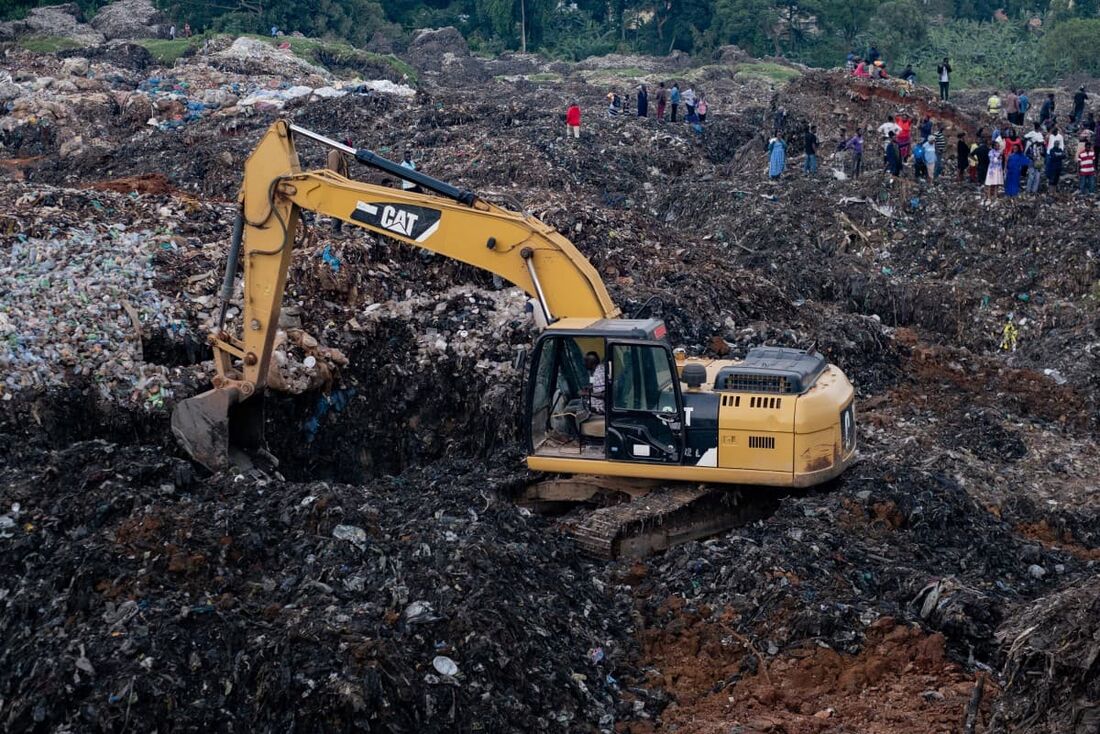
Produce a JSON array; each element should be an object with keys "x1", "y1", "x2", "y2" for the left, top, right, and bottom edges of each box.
[
  {"x1": 844, "y1": 49, "x2": 954, "y2": 101},
  {"x1": 864, "y1": 103, "x2": 1099, "y2": 197},
  {"x1": 563, "y1": 81, "x2": 712, "y2": 141},
  {"x1": 558, "y1": 62, "x2": 1097, "y2": 199}
]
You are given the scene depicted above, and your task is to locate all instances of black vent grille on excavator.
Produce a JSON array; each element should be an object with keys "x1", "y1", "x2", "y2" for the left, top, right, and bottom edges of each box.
[
  {"x1": 719, "y1": 373, "x2": 790, "y2": 394},
  {"x1": 749, "y1": 435, "x2": 776, "y2": 449}
]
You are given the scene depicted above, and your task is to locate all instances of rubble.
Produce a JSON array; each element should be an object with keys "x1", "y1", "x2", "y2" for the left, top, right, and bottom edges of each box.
[
  {"x1": 88, "y1": 0, "x2": 167, "y2": 41},
  {"x1": 210, "y1": 37, "x2": 331, "y2": 80},
  {"x1": 991, "y1": 578, "x2": 1100, "y2": 733},
  {"x1": 0, "y1": 19, "x2": 1098, "y2": 733},
  {"x1": 0, "y1": 3, "x2": 106, "y2": 46},
  {"x1": 0, "y1": 442, "x2": 638, "y2": 732}
]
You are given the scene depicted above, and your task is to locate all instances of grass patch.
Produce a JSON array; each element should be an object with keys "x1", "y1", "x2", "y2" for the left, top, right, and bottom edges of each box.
[
  {"x1": 588, "y1": 66, "x2": 649, "y2": 79},
  {"x1": 18, "y1": 36, "x2": 82, "y2": 53},
  {"x1": 135, "y1": 35, "x2": 209, "y2": 65},
  {"x1": 528, "y1": 72, "x2": 562, "y2": 82},
  {"x1": 734, "y1": 62, "x2": 802, "y2": 84}
]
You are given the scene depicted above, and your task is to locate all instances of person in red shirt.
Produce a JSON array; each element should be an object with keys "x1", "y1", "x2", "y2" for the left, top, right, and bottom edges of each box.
[
  {"x1": 566, "y1": 101, "x2": 581, "y2": 139},
  {"x1": 1002, "y1": 128, "x2": 1024, "y2": 157},
  {"x1": 895, "y1": 114, "x2": 913, "y2": 160},
  {"x1": 1078, "y1": 140, "x2": 1096, "y2": 195}
]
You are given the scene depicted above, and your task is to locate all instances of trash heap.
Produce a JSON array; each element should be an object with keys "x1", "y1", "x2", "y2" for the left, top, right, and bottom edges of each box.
[
  {"x1": 0, "y1": 184, "x2": 194, "y2": 404},
  {"x1": 0, "y1": 17, "x2": 1098, "y2": 733},
  {"x1": 991, "y1": 577, "x2": 1100, "y2": 733},
  {"x1": 0, "y1": 441, "x2": 639, "y2": 732}
]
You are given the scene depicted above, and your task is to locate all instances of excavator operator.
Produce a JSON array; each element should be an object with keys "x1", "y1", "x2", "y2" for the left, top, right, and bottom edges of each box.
[{"x1": 583, "y1": 351, "x2": 605, "y2": 414}]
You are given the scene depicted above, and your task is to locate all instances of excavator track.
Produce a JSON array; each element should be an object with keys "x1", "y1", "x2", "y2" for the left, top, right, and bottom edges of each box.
[{"x1": 520, "y1": 478, "x2": 780, "y2": 559}]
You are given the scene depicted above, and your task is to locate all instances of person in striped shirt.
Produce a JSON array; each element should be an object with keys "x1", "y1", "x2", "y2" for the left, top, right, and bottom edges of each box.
[{"x1": 1078, "y1": 140, "x2": 1096, "y2": 195}]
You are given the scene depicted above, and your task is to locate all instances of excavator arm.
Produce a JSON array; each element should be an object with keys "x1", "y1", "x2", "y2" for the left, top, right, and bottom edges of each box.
[{"x1": 172, "y1": 119, "x2": 619, "y2": 470}]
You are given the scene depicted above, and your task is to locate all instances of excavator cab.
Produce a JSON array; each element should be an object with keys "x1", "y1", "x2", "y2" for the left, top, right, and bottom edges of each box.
[
  {"x1": 526, "y1": 318, "x2": 857, "y2": 489},
  {"x1": 527, "y1": 318, "x2": 686, "y2": 464}
]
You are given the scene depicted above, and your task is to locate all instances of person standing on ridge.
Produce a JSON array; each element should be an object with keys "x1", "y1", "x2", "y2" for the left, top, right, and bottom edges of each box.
[
  {"x1": 656, "y1": 82, "x2": 667, "y2": 122},
  {"x1": 637, "y1": 84, "x2": 648, "y2": 117},
  {"x1": 1004, "y1": 89, "x2": 1020, "y2": 126},
  {"x1": 937, "y1": 58, "x2": 952, "y2": 101},
  {"x1": 669, "y1": 83, "x2": 681, "y2": 122},
  {"x1": 988, "y1": 91, "x2": 1003, "y2": 120},
  {"x1": 696, "y1": 93, "x2": 708, "y2": 123}
]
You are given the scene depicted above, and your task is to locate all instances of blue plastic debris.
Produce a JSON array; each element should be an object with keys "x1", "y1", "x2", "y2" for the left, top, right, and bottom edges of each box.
[{"x1": 321, "y1": 245, "x2": 341, "y2": 273}]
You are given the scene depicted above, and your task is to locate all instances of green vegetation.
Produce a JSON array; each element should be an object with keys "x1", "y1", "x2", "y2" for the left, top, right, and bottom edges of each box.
[
  {"x1": 734, "y1": 62, "x2": 802, "y2": 84},
  {"x1": 4, "y1": 0, "x2": 1100, "y2": 88},
  {"x1": 17, "y1": 36, "x2": 83, "y2": 53},
  {"x1": 585, "y1": 66, "x2": 650, "y2": 79},
  {"x1": 134, "y1": 33, "x2": 211, "y2": 65}
]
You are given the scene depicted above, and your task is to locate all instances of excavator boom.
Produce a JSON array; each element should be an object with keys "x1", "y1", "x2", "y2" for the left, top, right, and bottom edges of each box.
[{"x1": 173, "y1": 120, "x2": 619, "y2": 471}]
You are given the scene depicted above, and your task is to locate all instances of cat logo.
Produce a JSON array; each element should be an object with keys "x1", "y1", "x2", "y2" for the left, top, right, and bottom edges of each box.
[
  {"x1": 379, "y1": 205, "x2": 418, "y2": 236},
  {"x1": 351, "y1": 201, "x2": 442, "y2": 242}
]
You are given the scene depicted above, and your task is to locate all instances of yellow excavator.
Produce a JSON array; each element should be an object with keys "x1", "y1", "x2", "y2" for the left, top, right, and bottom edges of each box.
[{"x1": 172, "y1": 120, "x2": 857, "y2": 556}]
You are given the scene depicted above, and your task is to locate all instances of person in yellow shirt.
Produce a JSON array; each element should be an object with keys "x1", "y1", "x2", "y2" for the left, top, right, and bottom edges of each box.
[{"x1": 987, "y1": 92, "x2": 1003, "y2": 120}]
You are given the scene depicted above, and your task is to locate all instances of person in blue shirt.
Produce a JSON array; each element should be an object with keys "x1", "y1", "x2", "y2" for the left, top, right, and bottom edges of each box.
[
  {"x1": 768, "y1": 134, "x2": 787, "y2": 178},
  {"x1": 1004, "y1": 148, "x2": 1029, "y2": 196},
  {"x1": 669, "y1": 83, "x2": 681, "y2": 122},
  {"x1": 1018, "y1": 90, "x2": 1030, "y2": 122}
]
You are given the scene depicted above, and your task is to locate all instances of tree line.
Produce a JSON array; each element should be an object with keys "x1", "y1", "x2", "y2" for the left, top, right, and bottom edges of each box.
[{"x1": 3, "y1": 0, "x2": 1100, "y2": 85}]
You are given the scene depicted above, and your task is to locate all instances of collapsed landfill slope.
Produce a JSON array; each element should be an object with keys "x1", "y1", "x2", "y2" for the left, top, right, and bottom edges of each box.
[{"x1": 2, "y1": 20, "x2": 1099, "y2": 734}]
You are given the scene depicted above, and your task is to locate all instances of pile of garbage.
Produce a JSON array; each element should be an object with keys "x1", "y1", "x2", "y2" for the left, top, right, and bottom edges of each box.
[
  {"x1": 991, "y1": 577, "x2": 1100, "y2": 733},
  {"x1": 1, "y1": 21, "x2": 1099, "y2": 733},
  {"x1": 0, "y1": 183, "x2": 195, "y2": 403},
  {"x1": 0, "y1": 441, "x2": 639, "y2": 732},
  {"x1": 0, "y1": 3, "x2": 106, "y2": 47}
]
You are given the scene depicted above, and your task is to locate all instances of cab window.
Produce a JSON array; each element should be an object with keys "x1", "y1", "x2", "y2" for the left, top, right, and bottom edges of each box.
[{"x1": 611, "y1": 344, "x2": 677, "y2": 413}]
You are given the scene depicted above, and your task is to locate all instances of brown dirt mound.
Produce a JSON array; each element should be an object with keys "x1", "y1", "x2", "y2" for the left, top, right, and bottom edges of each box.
[
  {"x1": 632, "y1": 609, "x2": 994, "y2": 734},
  {"x1": 88, "y1": 173, "x2": 175, "y2": 195}
]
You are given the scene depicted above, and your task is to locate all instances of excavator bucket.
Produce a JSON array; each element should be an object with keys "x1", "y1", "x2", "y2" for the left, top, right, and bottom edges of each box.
[{"x1": 171, "y1": 388, "x2": 266, "y2": 472}]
